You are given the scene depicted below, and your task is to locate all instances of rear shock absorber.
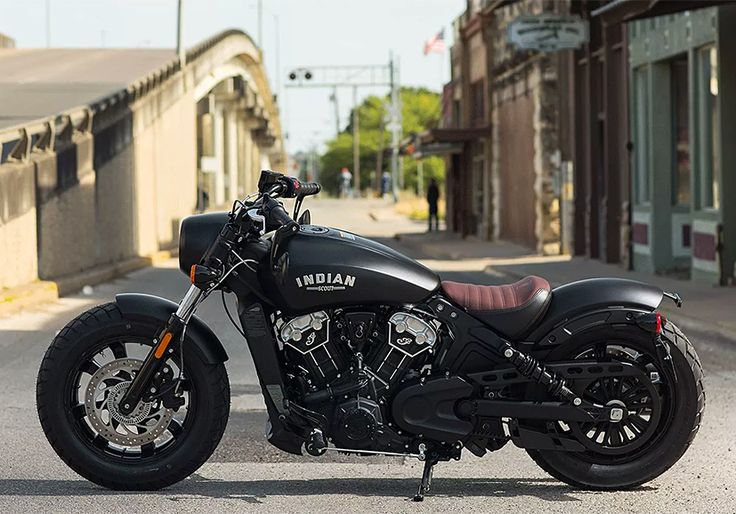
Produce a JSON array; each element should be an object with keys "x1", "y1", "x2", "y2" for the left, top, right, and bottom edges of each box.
[{"x1": 502, "y1": 345, "x2": 582, "y2": 405}]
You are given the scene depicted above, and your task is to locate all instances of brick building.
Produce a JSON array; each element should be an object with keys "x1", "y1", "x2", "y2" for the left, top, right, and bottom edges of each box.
[{"x1": 439, "y1": 0, "x2": 735, "y2": 285}]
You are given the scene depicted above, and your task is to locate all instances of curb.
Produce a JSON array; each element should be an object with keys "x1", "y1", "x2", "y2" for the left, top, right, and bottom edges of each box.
[
  {"x1": 485, "y1": 264, "x2": 736, "y2": 344},
  {"x1": 0, "y1": 249, "x2": 177, "y2": 317},
  {"x1": 0, "y1": 281, "x2": 59, "y2": 318},
  {"x1": 55, "y1": 249, "x2": 178, "y2": 296}
]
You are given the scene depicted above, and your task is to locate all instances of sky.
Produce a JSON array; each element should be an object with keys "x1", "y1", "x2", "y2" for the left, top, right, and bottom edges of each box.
[{"x1": 0, "y1": 0, "x2": 464, "y2": 153}]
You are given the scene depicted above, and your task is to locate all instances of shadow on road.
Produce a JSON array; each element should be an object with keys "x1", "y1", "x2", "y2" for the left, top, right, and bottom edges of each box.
[{"x1": 0, "y1": 476, "x2": 653, "y2": 503}]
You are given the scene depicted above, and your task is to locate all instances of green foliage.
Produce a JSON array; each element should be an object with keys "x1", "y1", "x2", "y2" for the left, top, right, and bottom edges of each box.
[{"x1": 320, "y1": 87, "x2": 445, "y2": 195}]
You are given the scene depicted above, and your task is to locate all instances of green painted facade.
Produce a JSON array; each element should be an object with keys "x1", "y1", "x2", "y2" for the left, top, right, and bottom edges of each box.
[{"x1": 628, "y1": 6, "x2": 736, "y2": 284}]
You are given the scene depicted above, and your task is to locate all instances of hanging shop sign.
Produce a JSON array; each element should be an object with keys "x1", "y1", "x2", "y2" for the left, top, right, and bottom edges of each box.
[{"x1": 508, "y1": 14, "x2": 589, "y2": 52}]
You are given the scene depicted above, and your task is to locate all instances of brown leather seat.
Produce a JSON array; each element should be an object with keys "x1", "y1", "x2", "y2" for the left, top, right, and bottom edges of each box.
[{"x1": 442, "y1": 276, "x2": 551, "y2": 339}]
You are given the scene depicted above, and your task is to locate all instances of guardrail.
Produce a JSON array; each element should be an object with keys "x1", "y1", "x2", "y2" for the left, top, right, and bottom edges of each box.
[{"x1": 0, "y1": 107, "x2": 92, "y2": 164}]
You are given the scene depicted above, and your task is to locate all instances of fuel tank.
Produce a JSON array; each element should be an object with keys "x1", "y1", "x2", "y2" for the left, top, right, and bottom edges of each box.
[{"x1": 264, "y1": 226, "x2": 440, "y2": 313}]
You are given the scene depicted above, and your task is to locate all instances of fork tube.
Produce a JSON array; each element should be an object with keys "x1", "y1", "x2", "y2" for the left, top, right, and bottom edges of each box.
[{"x1": 118, "y1": 285, "x2": 203, "y2": 415}]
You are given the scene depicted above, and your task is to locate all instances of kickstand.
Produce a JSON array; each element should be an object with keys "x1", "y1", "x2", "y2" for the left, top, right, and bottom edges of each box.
[{"x1": 412, "y1": 458, "x2": 437, "y2": 502}]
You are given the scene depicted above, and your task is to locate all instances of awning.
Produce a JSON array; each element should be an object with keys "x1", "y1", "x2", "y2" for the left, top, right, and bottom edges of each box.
[
  {"x1": 413, "y1": 143, "x2": 464, "y2": 158},
  {"x1": 419, "y1": 126, "x2": 491, "y2": 144},
  {"x1": 401, "y1": 126, "x2": 491, "y2": 158},
  {"x1": 592, "y1": 0, "x2": 728, "y2": 23}
]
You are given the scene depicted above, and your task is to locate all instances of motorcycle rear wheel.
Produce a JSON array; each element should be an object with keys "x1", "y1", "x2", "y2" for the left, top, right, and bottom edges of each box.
[
  {"x1": 527, "y1": 320, "x2": 705, "y2": 489},
  {"x1": 36, "y1": 303, "x2": 230, "y2": 490}
]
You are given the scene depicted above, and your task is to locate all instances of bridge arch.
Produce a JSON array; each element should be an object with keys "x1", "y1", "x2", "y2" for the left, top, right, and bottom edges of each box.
[{"x1": 0, "y1": 29, "x2": 283, "y2": 292}]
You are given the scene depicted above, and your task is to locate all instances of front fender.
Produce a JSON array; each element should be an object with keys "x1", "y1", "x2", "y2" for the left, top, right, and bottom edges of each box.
[
  {"x1": 115, "y1": 293, "x2": 228, "y2": 364},
  {"x1": 527, "y1": 278, "x2": 663, "y2": 346}
]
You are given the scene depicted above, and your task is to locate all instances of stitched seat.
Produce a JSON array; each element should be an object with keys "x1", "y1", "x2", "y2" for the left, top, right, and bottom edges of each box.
[{"x1": 442, "y1": 276, "x2": 551, "y2": 339}]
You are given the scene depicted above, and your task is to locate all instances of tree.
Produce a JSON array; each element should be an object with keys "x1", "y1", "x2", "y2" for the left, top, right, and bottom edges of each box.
[{"x1": 319, "y1": 87, "x2": 445, "y2": 195}]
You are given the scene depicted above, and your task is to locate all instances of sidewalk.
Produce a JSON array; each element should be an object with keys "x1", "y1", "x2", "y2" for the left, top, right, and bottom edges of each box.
[{"x1": 397, "y1": 230, "x2": 736, "y2": 342}]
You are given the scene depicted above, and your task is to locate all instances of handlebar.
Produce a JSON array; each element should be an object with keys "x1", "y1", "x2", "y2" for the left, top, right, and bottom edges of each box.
[
  {"x1": 261, "y1": 195, "x2": 294, "y2": 229},
  {"x1": 258, "y1": 169, "x2": 321, "y2": 199}
]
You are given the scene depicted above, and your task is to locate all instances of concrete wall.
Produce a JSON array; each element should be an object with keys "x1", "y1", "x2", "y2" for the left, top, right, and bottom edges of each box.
[
  {"x1": 0, "y1": 161, "x2": 37, "y2": 289},
  {"x1": 130, "y1": 77, "x2": 197, "y2": 255},
  {"x1": 36, "y1": 135, "x2": 99, "y2": 279}
]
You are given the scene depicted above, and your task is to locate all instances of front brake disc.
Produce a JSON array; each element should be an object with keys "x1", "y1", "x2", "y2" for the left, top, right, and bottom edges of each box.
[{"x1": 84, "y1": 358, "x2": 173, "y2": 447}]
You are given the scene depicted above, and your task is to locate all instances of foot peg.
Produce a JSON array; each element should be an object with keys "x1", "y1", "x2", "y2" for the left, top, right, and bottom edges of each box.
[{"x1": 305, "y1": 429, "x2": 327, "y2": 456}]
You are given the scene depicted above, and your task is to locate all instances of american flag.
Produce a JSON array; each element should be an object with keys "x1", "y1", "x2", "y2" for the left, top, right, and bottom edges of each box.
[{"x1": 424, "y1": 29, "x2": 446, "y2": 55}]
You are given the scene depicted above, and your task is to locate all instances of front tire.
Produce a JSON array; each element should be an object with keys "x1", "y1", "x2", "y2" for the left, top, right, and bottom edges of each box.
[
  {"x1": 37, "y1": 303, "x2": 230, "y2": 490},
  {"x1": 527, "y1": 320, "x2": 705, "y2": 489}
]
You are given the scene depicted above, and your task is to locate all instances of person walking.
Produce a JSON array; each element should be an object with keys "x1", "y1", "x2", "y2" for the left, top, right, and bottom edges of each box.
[{"x1": 427, "y1": 178, "x2": 439, "y2": 232}]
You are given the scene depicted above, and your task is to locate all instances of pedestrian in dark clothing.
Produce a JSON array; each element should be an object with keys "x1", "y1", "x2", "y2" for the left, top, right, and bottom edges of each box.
[{"x1": 427, "y1": 178, "x2": 439, "y2": 232}]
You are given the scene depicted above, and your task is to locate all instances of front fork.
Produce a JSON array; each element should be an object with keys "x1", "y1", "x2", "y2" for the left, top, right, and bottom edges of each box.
[{"x1": 118, "y1": 285, "x2": 203, "y2": 415}]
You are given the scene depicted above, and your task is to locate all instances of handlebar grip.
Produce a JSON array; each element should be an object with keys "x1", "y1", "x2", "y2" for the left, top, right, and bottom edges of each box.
[
  {"x1": 297, "y1": 182, "x2": 321, "y2": 197},
  {"x1": 262, "y1": 196, "x2": 295, "y2": 229}
]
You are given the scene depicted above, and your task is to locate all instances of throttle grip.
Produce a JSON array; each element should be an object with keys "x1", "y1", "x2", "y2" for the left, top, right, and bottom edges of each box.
[
  {"x1": 262, "y1": 195, "x2": 295, "y2": 229},
  {"x1": 296, "y1": 182, "x2": 321, "y2": 197}
]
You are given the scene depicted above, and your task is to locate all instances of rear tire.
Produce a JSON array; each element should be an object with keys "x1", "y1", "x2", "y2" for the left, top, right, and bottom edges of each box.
[
  {"x1": 527, "y1": 320, "x2": 705, "y2": 489},
  {"x1": 37, "y1": 303, "x2": 230, "y2": 490}
]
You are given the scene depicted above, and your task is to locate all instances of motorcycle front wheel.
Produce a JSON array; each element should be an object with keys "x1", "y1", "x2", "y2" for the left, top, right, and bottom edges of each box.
[
  {"x1": 36, "y1": 303, "x2": 230, "y2": 490},
  {"x1": 527, "y1": 320, "x2": 705, "y2": 489}
]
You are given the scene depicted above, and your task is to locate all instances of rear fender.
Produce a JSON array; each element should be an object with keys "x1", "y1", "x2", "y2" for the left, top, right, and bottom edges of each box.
[
  {"x1": 115, "y1": 293, "x2": 228, "y2": 364},
  {"x1": 527, "y1": 278, "x2": 663, "y2": 349}
]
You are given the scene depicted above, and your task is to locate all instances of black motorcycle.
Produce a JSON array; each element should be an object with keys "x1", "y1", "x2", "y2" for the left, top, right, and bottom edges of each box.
[{"x1": 37, "y1": 170, "x2": 704, "y2": 501}]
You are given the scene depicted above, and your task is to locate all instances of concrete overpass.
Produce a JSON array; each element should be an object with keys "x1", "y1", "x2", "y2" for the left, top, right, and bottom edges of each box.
[{"x1": 0, "y1": 30, "x2": 284, "y2": 296}]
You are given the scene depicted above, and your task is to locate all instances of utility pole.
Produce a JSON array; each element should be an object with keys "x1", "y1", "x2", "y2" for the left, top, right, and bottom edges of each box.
[
  {"x1": 330, "y1": 86, "x2": 340, "y2": 136},
  {"x1": 176, "y1": 0, "x2": 185, "y2": 66},
  {"x1": 45, "y1": 0, "x2": 51, "y2": 48},
  {"x1": 417, "y1": 159, "x2": 424, "y2": 197},
  {"x1": 375, "y1": 116, "x2": 385, "y2": 193},
  {"x1": 257, "y1": 0, "x2": 263, "y2": 49},
  {"x1": 274, "y1": 14, "x2": 281, "y2": 98},
  {"x1": 285, "y1": 61, "x2": 400, "y2": 200},
  {"x1": 352, "y1": 86, "x2": 360, "y2": 195},
  {"x1": 388, "y1": 52, "x2": 401, "y2": 202}
]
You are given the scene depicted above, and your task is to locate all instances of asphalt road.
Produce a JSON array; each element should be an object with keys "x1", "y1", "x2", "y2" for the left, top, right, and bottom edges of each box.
[{"x1": 1, "y1": 199, "x2": 734, "y2": 513}]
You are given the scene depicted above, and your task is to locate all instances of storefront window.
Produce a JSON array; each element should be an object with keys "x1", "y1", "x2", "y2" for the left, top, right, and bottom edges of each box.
[
  {"x1": 634, "y1": 67, "x2": 649, "y2": 205},
  {"x1": 699, "y1": 45, "x2": 721, "y2": 210},
  {"x1": 671, "y1": 56, "x2": 691, "y2": 206}
]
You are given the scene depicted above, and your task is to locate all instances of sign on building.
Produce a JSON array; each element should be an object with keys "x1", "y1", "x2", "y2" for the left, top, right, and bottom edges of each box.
[{"x1": 508, "y1": 15, "x2": 589, "y2": 52}]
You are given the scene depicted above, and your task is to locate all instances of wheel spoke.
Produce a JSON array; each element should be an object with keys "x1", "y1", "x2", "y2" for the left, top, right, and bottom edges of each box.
[
  {"x1": 109, "y1": 342, "x2": 127, "y2": 359},
  {"x1": 71, "y1": 403, "x2": 86, "y2": 420},
  {"x1": 81, "y1": 360, "x2": 100, "y2": 376},
  {"x1": 602, "y1": 423, "x2": 614, "y2": 445},
  {"x1": 141, "y1": 442, "x2": 155, "y2": 457},
  {"x1": 615, "y1": 377, "x2": 624, "y2": 396},
  {"x1": 92, "y1": 434, "x2": 109, "y2": 449},
  {"x1": 620, "y1": 384, "x2": 646, "y2": 402},
  {"x1": 592, "y1": 424, "x2": 605, "y2": 443},
  {"x1": 167, "y1": 418, "x2": 184, "y2": 438},
  {"x1": 594, "y1": 343, "x2": 607, "y2": 360},
  {"x1": 610, "y1": 426, "x2": 623, "y2": 446},
  {"x1": 584, "y1": 388, "x2": 607, "y2": 405},
  {"x1": 628, "y1": 414, "x2": 649, "y2": 433}
]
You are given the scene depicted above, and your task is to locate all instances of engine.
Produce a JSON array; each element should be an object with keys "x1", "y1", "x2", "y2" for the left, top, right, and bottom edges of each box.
[{"x1": 276, "y1": 307, "x2": 440, "y2": 450}]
